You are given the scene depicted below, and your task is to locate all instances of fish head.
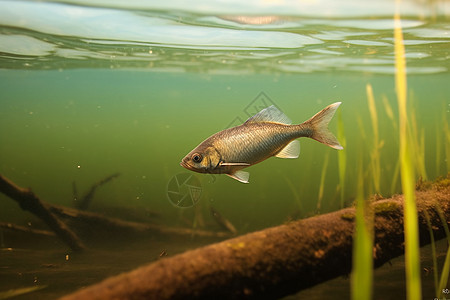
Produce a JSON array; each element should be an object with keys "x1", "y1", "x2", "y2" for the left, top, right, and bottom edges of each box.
[{"x1": 180, "y1": 145, "x2": 221, "y2": 174}]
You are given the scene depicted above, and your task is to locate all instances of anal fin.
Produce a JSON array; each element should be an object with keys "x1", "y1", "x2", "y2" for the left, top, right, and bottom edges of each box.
[
  {"x1": 226, "y1": 170, "x2": 250, "y2": 183},
  {"x1": 275, "y1": 140, "x2": 300, "y2": 159}
]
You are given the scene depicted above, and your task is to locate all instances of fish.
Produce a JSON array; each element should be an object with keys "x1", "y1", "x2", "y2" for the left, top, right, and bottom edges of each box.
[{"x1": 180, "y1": 102, "x2": 343, "y2": 183}]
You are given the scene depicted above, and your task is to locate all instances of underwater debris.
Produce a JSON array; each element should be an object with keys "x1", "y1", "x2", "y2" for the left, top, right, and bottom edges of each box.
[
  {"x1": 159, "y1": 249, "x2": 168, "y2": 258},
  {"x1": 0, "y1": 285, "x2": 48, "y2": 299},
  {"x1": 0, "y1": 174, "x2": 86, "y2": 252},
  {"x1": 61, "y1": 183, "x2": 450, "y2": 300},
  {"x1": 210, "y1": 206, "x2": 237, "y2": 234},
  {"x1": 0, "y1": 174, "x2": 231, "y2": 251},
  {"x1": 75, "y1": 173, "x2": 121, "y2": 210},
  {"x1": 0, "y1": 222, "x2": 55, "y2": 237}
]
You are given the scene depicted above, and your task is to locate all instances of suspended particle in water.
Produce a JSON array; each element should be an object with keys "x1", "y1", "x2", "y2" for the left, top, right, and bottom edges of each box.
[
  {"x1": 77, "y1": 165, "x2": 81, "y2": 169},
  {"x1": 65, "y1": 254, "x2": 69, "y2": 261}
]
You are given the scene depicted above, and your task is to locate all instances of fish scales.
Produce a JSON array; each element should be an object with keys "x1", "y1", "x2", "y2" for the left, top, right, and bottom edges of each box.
[
  {"x1": 211, "y1": 123, "x2": 307, "y2": 165},
  {"x1": 181, "y1": 102, "x2": 342, "y2": 183}
]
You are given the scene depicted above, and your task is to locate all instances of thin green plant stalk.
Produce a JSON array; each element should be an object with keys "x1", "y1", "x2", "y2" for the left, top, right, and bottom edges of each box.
[
  {"x1": 351, "y1": 158, "x2": 373, "y2": 300},
  {"x1": 435, "y1": 203, "x2": 450, "y2": 298},
  {"x1": 435, "y1": 122, "x2": 441, "y2": 177},
  {"x1": 394, "y1": 10, "x2": 422, "y2": 300},
  {"x1": 424, "y1": 207, "x2": 450, "y2": 300},
  {"x1": 409, "y1": 105, "x2": 428, "y2": 180},
  {"x1": 283, "y1": 175, "x2": 303, "y2": 214},
  {"x1": 438, "y1": 247, "x2": 450, "y2": 299},
  {"x1": 367, "y1": 84, "x2": 381, "y2": 194},
  {"x1": 424, "y1": 211, "x2": 439, "y2": 297},
  {"x1": 337, "y1": 109, "x2": 347, "y2": 208},
  {"x1": 382, "y1": 95, "x2": 398, "y2": 130},
  {"x1": 317, "y1": 151, "x2": 329, "y2": 213},
  {"x1": 444, "y1": 112, "x2": 450, "y2": 173},
  {"x1": 382, "y1": 95, "x2": 401, "y2": 195},
  {"x1": 435, "y1": 204, "x2": 450, "y2": 243}
]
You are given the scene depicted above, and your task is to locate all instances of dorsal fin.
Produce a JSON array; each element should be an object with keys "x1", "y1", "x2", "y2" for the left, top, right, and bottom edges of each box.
[{"x1": 244, "y1": 105, "x2": 292, "y2": 125}]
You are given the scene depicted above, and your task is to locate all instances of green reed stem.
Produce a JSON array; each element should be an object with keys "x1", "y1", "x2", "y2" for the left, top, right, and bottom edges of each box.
[
  {"x1": 438, "y1": 245, "x2": 450, "y2": 298},
  {"x1": 424, "y1": 211, "x2": 439, "y2": 297},
  {"x1": 317, "y1": 151, "x2": 329, "y2": 213},
  {"x1": 337, "y1": 109, "x2": 347, "y2": 208},
  {"x1": 394, "y1": 11, "x2": 422, "y2": 300},
  {"x1": 351, "y1": 158, "x2": 373, "y2": 300},
  {"x1": 435, "y1": 122, "x2": 441, "y2": 176},
  {"x1": 367, "y1": 84, "x2": 381, "y2": 194},
  {"x1": 445, "y1": 113, "x2": 450, "y2": 173}
]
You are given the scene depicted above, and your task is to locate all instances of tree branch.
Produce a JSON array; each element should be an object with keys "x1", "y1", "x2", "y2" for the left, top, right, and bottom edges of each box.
[
  {"x1": 0, "y1": 174, "x2": 86, "y2": 252},
  {"x1": 62, "y1": 181, "x2": 450, "y2": 300}
]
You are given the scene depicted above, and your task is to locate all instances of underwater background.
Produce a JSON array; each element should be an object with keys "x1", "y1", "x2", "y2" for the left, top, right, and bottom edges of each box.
[{"x1": 0, "y1": 0, "x2": 449, "y2": 299}]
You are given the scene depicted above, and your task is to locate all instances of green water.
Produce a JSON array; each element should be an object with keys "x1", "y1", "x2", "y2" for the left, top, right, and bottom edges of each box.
[{"x1": 0, "y1": 0, "x2": 449, "y2": 299}]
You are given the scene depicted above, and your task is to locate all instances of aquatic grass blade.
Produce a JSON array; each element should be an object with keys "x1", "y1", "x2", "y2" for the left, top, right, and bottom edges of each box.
[
  {"x1": 424, "y1": 211, "x2": 439, "y2": 297},
  {"x1": 366, "y1": 84, "x2": 381, "y2": 194},
  {"x1": 444, "y1": 112, "x2": 450, "y2": 173},
  {"x1": 394, "y1": 10, "x2": 422, "y2": 300},
  {"x1": 409, "y1": 104, "x2": 428, "y2": 180},
  {"x1": 337, "y1": 109, "x2": 347, "y2": 208},
  {"x1": 316, "y1": 151, "x2": 329, "y2": 213},
  {"x1": 435, "y1": 122, "x2": 441, "y2": 177},
  {"x1": 435, "y1": 203, "x2": 450, "y2": 297},
  {"x1": 351, "y1": 161, "x2": 373, "y2": 300},
  {"x1": 438, "y1": 243, "x2": 450, "y2": 298},
  {"x1": 283, "y1": 175, "x2": 302, "y2": 213},
  {"x1": 390, "y1": 159, "x2": 400, "y2": 196}
]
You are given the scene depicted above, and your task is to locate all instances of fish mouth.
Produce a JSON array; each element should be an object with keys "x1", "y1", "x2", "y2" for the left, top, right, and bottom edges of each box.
[{"x1": 180, "y1": 159, "x2": 195, "y2": 171}]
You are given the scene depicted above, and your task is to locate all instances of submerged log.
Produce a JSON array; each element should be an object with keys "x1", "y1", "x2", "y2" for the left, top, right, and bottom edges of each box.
[
  {"x1": 0, "y1": 174, "x2": 86, "y2": 252},
  {"x1": 61, "y1": 181, "x2": 450, "y2": 300}
]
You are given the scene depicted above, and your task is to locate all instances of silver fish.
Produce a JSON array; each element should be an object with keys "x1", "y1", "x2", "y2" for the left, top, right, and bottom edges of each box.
[{"x1": 180, "y1": 102, "x2": 343, "y2": 183}]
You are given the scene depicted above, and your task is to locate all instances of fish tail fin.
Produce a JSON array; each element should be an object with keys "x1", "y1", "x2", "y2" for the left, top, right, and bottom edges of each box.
[{"x1": 303, "y1": 102, "x2": 343, "y2": 150}]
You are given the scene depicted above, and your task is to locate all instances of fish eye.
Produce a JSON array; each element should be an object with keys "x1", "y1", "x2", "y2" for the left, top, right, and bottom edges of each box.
[{"x1": 192, "y1": 153, "x2": 203, "y2": 163}]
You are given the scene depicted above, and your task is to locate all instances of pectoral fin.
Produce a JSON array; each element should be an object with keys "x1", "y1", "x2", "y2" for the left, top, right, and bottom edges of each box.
[
  {"x1": 226, "y1": 170, "x2": 250, "y2": 183},
  {"x1": 275, "y1": 140, "x2": 300, "y2": 159},
  {"x1": 220, "y1": 162, "x2": 251, "y2": 166}
]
